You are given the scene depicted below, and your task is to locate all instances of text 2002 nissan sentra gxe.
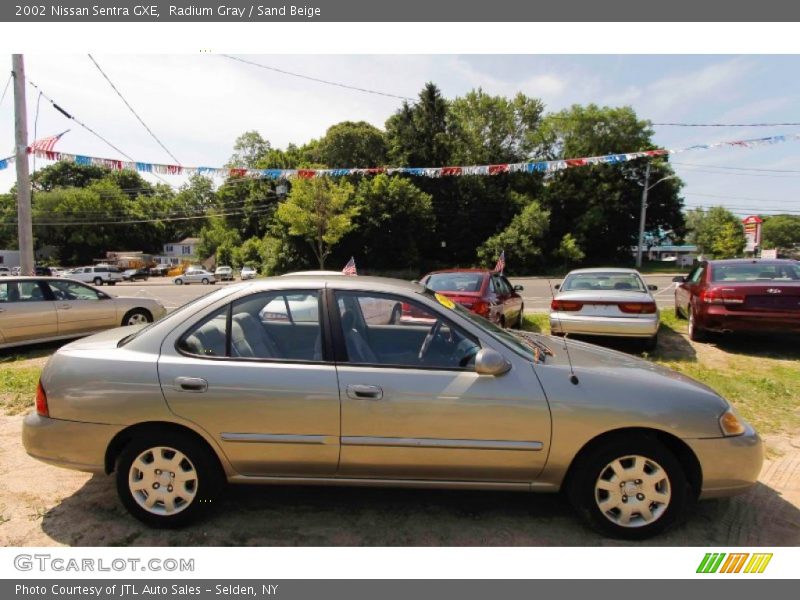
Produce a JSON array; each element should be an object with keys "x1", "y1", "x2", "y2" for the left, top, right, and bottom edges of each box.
[{"x1": 23, "y1": 276, "x2": 762, "y2": 539}]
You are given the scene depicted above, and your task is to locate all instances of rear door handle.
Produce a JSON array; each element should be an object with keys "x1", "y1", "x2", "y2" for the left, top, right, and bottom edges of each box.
[
  {"x1": 346, "y1": 384, "x2": 383, "y2": 400},
  {"x1": 175, "y1": 376, "x2": 208, "y2": 393},
  {"x1": 58, "y1": 304, "x2": 72, "y2": 310}
]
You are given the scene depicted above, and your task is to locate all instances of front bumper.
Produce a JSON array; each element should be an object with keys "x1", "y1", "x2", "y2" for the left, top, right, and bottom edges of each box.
[
  {"x1": 685, "y1": 424, "x2": 764, "y2": 499},
  {"x1": 550, "y1": 313, "x2": 659, "y2": 338},
  {"x1": 22, "y1": 413, "x2": 123, "y2": 474}
]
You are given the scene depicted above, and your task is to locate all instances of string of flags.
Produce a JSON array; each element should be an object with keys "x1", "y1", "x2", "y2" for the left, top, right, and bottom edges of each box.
[{"x1": 2, "y1": 133, "x2": 799, "y2": 179}]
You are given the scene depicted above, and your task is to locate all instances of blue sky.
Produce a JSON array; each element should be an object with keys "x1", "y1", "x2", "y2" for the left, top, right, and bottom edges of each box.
[{"x1": 1, "y1": 54, "x2": 799, "y2": 217}]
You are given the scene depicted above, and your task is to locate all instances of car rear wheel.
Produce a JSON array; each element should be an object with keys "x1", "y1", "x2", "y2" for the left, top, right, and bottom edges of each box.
[
  {"x1": 175, "y1": 278, "x2": 183, "y2": 285},
  {"x1": 122, "y1": 308, "x2": 152, "y2": 327},
  {"x1": 115, "y1": 432, "x2": 223, "y2": 528},
  {"x1": 202, "y1": 278, "x2": 209, "y2": 285},
  {"x1": 93, "y1": 277, "x2": 103, "y2": 286},
  {"x1": 643, "y1": 333, "x2": 658, "y2": 352},
  {"x1": 567, "y1": 435, "x2": 688, "y2": 540},
  {"x1": 687, "y1": 306, "x2": 707, "y2": 342}
]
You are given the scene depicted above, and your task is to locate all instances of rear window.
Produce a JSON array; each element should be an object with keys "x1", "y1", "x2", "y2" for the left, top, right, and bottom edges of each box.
[
  {"x1": 711, "y1": 263, "x2": 800, "y2": 282},
  {"x1": 561, "y1": 272, "x2": 646, "y2": 292},
  {"x1": 425, "y1": 273, "x2": 485, "y2": 293}
]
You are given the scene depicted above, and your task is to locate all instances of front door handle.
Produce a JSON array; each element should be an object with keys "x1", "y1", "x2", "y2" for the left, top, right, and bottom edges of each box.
[
  {"x1": 175, "y1": 376, "x2": 208, "y2": 393},
  {"x1": 58, "y1": 304, "x2": 72, "y2": 310},
  {"x1": 346, "y1": 384, "x2": 383, "y2": 400}
]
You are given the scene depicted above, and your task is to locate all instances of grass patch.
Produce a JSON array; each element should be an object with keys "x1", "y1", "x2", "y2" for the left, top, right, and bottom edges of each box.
[
  {"x1": 522, "y1": 313, "x2": 551, "y2": 334},
  {"x1": 0, "y1": 367, "x2": 41, "y2": 415}
]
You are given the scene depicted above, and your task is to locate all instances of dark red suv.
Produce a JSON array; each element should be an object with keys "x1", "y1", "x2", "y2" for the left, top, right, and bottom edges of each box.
[
  {"x1": 674, "y1": 259, "x2": 800, "y2": 341},
  {"x1": 419, "y1": 269, "x2": 525, "y2": 328}
]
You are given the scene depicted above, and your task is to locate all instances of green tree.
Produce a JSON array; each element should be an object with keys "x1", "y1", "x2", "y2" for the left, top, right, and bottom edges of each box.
[
  {"x1": 477, "y1": 201, "x2": 550, "y2": 273},
  {"x1": 341, "y1": 174, "x2": 434, "y2": 269},
  {"x1": 31, "y1": 162, "x2": 108, "y2": 191},
  {"x1": 276, "y1": 178, "x2": 358, "y2": 268},
  {"x1": 555, "y1": 233, "x2": 585, "y2": 267},
  {"x1": 228, "y1": 131, "x2": 271, "y2": 168},
  {"x1": 386, "y1": 82, "x2": 450, "y2": 167},
  {"x1": 317, "y1": 121, "x2": 387, "y2": 168},
  {"x1": 448, "y1": 89, "x2": 544, "y2": 164},
  {"x1": 216, "y1": 241, "x2": 234, "y2": 267},
  {"x1": 761, "y1": 214, "x2": 800, "y2": 249},
  {"x1": 685, "y1": 206, "x2": 746, "y2": 258},
  {"x1": 232, "y1": 236, "x2": 264, "y2": 268},
  {"x1": 197, "y1": 217, "x2": 242, "y2": 261}
]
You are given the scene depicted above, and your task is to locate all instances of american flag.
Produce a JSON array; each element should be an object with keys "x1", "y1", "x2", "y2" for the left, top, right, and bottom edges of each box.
[
  {"x1": 342, "y1": 257, "x2": 357, "y2": 276},
  {"x1": 494, "y1": 250, "x2": 506, "y2": 274},
  {"x1": 30, "y1": 131, "x2": 68, "y2": 153}
]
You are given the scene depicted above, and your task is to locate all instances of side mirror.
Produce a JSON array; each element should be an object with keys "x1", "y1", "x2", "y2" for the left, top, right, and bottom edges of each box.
[
  {"x1": 648, "y1": 284, "x2": 658, "y2": 291},
  {"x1": 513, "y1": 285, "x2": 524, "y2": 291},
  {"x1": 554, "y1": 283, "x2": 561, "y2": 290},
  {"x1": 474, "y1": 348, "x2": 511, "y2": 376},
  {"x1": 671, "y1": 276, "x2": 686, "y2": 283}
]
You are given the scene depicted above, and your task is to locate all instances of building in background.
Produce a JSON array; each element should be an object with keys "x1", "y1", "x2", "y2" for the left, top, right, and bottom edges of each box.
[{"x1": 154, "y1": 237, "x2": 200, "y2": 266}]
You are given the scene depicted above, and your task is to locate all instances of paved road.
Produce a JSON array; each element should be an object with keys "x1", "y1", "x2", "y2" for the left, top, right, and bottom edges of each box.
[{"x1": 103, "y1": 274, "x2": 680, "y2": 314}]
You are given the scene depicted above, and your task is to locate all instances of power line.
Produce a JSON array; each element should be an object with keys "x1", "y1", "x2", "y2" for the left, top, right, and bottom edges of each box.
[
  {"x1": 674, "y1": 165, "x2": 800, "y2": 179},
  {"x1": 220, "y1": 54, "x2": 415, "y2": 102},
  {"x1": 686, "y1": 192, "x2": 798, "y2": 203},
  {"x1": 652, "y1": 121, "x2": 800, "y2": 127},
  {"x1": 672, "y1": 161, "x2": 800, "y2": 174},
  {"x1": 87, "y1": 54, "x2": 182, "y2": 165},
  {"x1": 0, "y1": 73, "x2": 11, "y2": 108}
]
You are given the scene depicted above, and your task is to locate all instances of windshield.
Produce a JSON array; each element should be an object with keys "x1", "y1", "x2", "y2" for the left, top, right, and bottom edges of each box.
[
  {"x1": 561, "y1": 272, "x2": 647, "y2": 293},
  {"x1": 711, "y1": 263, "x2": 800, "y2": 282},
  {"x1": 425, "y1": 272, "x2": 484, "y2": 293},
  {"x1": 422, "y1": 289, "x2": 546, "y2": 362}
]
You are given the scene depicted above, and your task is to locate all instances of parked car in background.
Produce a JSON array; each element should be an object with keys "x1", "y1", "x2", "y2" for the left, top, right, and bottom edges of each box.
[
  {"x1": 215, "y1": 266, "x2": 234, "y2": 281},
  {"x1": 240, "y1": 266, "x2": 257, "y2": 280},
  {"x1": 23, "y1": 275, "x2": 762, "y2": 539},
  {"x1": 550, "y1": 268, "x2": 660, "y2": 350},
  {"x1": 68, "y1": 265, "x2": 124, "y2": 286},
  {"x1": 35, "y1": 266, "x2": 55, "y2": 277},
  {"x1": 420, "y1": 269, "x2": 524, "y2": 328},
  {"x1": 0, "y1": 276, "x2": 166, "y2": 350},
  {"x1": 173, "y1": 268, "x2": 216, "y2": 285},
  {"x1": 0, "y1": 267, "x2": 9, "y2": 277},
  {"x1": 148, "y1": 265, "x2": 171, "y2": 277},
  {"x1": 122, "y1": 268, "x2": 150, "y2": 282},
  {"x1": 674, "y1": 259, "x2": 800, "y2": 341}
]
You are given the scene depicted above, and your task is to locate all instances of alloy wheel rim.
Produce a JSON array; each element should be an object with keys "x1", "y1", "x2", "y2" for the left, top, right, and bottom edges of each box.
[
  {"x1": 128, "y1": 446, "x2": 198, "y2": 516},
  {"x1": 594, "y1": 454, "x2": 671, "y2": 528},
  {"x1": 127, "y1": 313, "x2": 149, "y2": 326}
]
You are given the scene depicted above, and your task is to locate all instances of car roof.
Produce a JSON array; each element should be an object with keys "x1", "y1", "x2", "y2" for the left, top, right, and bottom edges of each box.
[
  {"x1": 425, "y1": 268, "x2": 491, "y2": 275},
  {"x1": 565, "y1": 268, "x2": 642, "y2": 275},
  {"x1": 0, "y1": 276, "x2": 66, "y2": 281},
  {"x1": 226, "y1": 275, "x2": 425, "y2": 294},
  {"x1": 705, "y1": 258, "x2": 798, "y2": 265}
]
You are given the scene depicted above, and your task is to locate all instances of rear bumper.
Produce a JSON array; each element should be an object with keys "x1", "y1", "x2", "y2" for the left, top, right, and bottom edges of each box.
[
  {"x1": 22, "y1": 413, "x2": 122, "y2": 474},
  {"x1": 685, "y1": 424, "x2": 764, "y2": 499},
  {"x1": 550, "y1": 313, "x2": 659, "y2": 338},
  {"x1": 699, "y1": 305, "x2": 800, "y2": 334}
]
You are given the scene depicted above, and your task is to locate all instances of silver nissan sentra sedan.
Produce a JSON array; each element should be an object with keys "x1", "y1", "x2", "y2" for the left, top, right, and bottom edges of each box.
[{"x1": 22, "y1": 275, "x2": 762, "y2": 539}]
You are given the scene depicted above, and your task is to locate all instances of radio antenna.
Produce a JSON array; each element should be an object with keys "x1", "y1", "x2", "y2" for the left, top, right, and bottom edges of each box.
[{"x1": 547, "y1": 278, "x2": 579, "y2": 385}]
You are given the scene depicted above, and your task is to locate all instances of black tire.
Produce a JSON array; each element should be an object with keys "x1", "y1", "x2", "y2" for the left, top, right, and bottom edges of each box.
[
  {"x1": 115, "y1": 431, "x2": 224, "y2": 528},
  {"x1": 512, "y1": 305, "x2": 525, "y2": 329},
  {"x1": 642, "y1": 333, "x2": 658, "y2": 352},
  {"x1": 687, "y1": 306, "x2": 707, "y2": 342},
  {"x1": 567, "y1": 434, "x2": 688, "y2": 540},
  {"x1": 121, "y1": 308, "x2": 153, "y2": 327},
  {"x1": 175, "y1": 278, "x2": 183, "y2": 285},
  {"x1": 109, "y1": 281, "x2": 116, "y2": 286},
  {"x1": 93, "y1": 277, "x2": 103, "y2": 286},
  {"x1": 674, "y1": 298, "x2": 686, "y2": 319},
  {"x1": 201, "y1": 278, "x2": 209, "y2": 285}
]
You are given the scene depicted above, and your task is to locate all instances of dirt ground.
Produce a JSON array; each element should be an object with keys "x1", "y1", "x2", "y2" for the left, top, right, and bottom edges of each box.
[{"x1": 1, "y1": 333, "x2": 798, "y2": 546}]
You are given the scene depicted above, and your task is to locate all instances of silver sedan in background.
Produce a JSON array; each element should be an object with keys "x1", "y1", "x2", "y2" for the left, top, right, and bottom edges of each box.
[
  {"x1": 550, "y1": 268, "x2": 660, "y2": 350},
  {"x1": 173, "y1": 269, "x2": 217, "y2": 285},
  {"x1": 23, "y1": 275, "x2": 761, "y2": 539},
  {"x1": 0, "y1": 277, "x2": 166, "y2": 350}
]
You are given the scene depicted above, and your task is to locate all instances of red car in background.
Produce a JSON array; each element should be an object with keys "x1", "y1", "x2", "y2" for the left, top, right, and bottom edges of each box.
[
  {"x1": 419, "y1": 269, "x2": 525, "y2": 328},
  {"x1": 674, "y1": 259, "x2": 800, "y2": 341}
]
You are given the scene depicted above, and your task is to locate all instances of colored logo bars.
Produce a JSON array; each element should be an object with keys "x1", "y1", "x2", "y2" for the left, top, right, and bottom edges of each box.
[{"x1": 696, "y1": 552, "x2": 773, "y2": 574}]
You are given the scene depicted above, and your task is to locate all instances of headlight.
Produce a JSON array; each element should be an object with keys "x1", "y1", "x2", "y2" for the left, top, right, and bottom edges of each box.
[{"x1": 719, "y1": 408, "x2": 746, "y2": 436}]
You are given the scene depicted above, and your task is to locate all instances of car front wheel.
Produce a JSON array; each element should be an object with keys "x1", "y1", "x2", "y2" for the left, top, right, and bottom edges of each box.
[
  {"x1": 122, "y1": 308, "x2": 152, "y2": 327},
  {"x1": 567, "y1": 435, "x2": 688, "y2": 540},
  {"x1": 115, "y1": 432, "x2": 223, "y2": 528},
  {"x1": 201, "y1": 278, "x2": 209, "y2": 285},
  {"x1": 93, "y1": 277, "x2": 103, "y2": 286},
  {"x1": 175, "y1": 278, "x2": 183, "y2": 285}
]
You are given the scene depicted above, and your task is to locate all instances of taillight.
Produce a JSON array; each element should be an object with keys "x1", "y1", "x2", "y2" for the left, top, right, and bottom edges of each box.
[
  {"x1": 472, "y1": 300, "x2": 490, "y2": 317},
  {"x1": 35, "y1": 381, "x2": 49, "y2": 417},
  {"x1": 618, "y1": 302, "x2": 657, "y2": 314},
  {"x1": 700, "y1": 290, "x2": 745, "y2": 305},
  {"x1": 551, "y1": 299, "x2": 583, "y2": 311}
]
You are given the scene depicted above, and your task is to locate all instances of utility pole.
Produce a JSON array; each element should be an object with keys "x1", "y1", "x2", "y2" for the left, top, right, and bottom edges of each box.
[
  {"x1": 636, "y1": 162, "x2": 651, "y2": 269},
  {"x1": 12, "y1": 54, "x2": 34, "y2": 276}
]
